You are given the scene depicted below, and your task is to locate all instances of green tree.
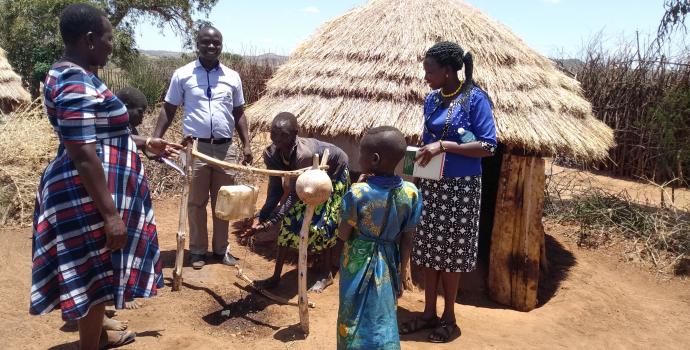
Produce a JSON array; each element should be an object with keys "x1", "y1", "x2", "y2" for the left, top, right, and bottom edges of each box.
[{"x1": 0, "y1": 0, "x2": 218, "y2": 95}]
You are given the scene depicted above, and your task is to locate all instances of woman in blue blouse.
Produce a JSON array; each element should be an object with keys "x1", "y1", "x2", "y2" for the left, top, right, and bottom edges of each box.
[{"x1": 399, "y1": 41, "x2": 497, "y2": 343}]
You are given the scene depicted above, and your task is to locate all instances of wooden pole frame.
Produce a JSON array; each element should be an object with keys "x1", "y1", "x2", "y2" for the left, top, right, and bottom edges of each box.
[
  {"x1": 172, "y1": 141, "x2": 194, "y2": 291},
  {"x1": 173, "y1": 140, "x2": 332, "y2": 335}
]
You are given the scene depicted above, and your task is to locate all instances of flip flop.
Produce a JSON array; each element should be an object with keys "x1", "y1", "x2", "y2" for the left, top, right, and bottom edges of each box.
[{"x1": 100, "y1": 330, "x2": 136, "y2": 349}]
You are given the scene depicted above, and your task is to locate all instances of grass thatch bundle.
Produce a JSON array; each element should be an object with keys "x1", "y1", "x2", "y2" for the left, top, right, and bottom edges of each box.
[
  {"x1": 0, "y1": 47, "x2": 31, "y2": 112},
  {"x1": 248, "y1": 0, "x2": 614, "y2": 161}
]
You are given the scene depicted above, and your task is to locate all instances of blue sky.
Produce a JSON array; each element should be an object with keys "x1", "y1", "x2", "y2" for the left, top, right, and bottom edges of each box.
[{"x1": 134, "y1": 0, "x2": 671, "y2": 58}]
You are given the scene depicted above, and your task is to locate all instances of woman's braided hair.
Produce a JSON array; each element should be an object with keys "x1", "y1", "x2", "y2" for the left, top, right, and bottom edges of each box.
[{"x1": 425, "y1": 41, "x2": 474, "y2": 92}]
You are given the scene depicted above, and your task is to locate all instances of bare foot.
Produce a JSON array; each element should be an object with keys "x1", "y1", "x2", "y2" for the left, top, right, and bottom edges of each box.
[
  {"x1": 308, "y1": 275, "x2": 334, "y2": 293},
  {"x1": 102, "y1": 315, "x2": 128, "y2": 331},
  {"x1": 125, "y1": 300, "x2": 141, "y2": 310},
  {"x1": 254, "y1": 275, "x2": 280, "y2": 290}
]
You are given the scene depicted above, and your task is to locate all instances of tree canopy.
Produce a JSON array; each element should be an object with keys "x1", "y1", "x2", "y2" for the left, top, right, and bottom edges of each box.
[{"x1": 0, "y1": 0, "x2": 218, "y2": 94}]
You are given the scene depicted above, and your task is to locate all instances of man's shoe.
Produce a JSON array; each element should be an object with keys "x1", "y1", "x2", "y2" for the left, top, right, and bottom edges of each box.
[
  {"x1": 214, "y1": 251, "x2": 238, "y2": 266},
  {"x1": 190, "y1": 253, "x2": 206, "y2": 270}
]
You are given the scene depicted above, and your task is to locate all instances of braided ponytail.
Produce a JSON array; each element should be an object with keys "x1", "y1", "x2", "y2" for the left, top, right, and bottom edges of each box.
[{"x1": 461, "y1": 51, "x2": 473, "y2": 93}]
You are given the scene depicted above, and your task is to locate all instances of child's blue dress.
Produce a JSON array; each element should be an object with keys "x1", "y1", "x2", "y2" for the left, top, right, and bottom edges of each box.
[{"x1": 337, "y1": 176, "x2": 422, "y2": 350}]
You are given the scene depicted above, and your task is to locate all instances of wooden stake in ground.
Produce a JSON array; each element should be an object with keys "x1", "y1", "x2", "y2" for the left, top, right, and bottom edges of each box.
[{"x1": 172, "y1": 141, "x2": 195, "y2": 291}]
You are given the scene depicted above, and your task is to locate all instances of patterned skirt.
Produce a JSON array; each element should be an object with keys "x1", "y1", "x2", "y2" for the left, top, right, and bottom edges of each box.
[
  {"x1": 412, "y1": 176, "x2": 482, "y2": 272},
  {"x1": 278, "y1": 168, "x2": 350, "y2": 252},
  {"x1": 30, "y1": 135, "x2": 164, "y2": 321}
]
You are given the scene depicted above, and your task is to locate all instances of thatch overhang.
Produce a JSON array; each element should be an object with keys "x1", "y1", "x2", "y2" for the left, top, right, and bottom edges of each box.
[{"x1": 248, "y1": 0, "x2": 614, "y2": 162}]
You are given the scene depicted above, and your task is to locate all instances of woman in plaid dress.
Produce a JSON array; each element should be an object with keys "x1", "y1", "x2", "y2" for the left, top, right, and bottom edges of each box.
[{"x1": 30, "y1": 4, "x2": 178, "y2": 349}]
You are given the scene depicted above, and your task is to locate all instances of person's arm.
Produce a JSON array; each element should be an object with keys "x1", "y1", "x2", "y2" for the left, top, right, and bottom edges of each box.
[
  {"x1": 131, "y1": 134, "x2": 182, "y2": 158},
  {"x1": 338, "y1": 188, "x2": 357, "y2": 241},
  {"x1": 232, "y1": 105, "x2": 252, "y2": 165},
  {"x1": 54, "y1": 68, "x2": 126, "y2": 250},
  {"x1": 152, "y1": 102, "x2": 178, "y2": 139},
  {"x1": 399, "y1": 227, "x2": 415, "y2": 296},
  {"x1": 153, "y1": 71, "x2": 183, "y2": 139},
  {"x1": 257, "y1": 175, "x2": 284, "y2": 223},
  {"x1": 416, "y1": 91, "x2": 496, "y2": 166},
  {"x1": 416, "y1": 141, "x2": 492, "y2": 166},
  {"x1": 64, "y1": 143, "x2": 126, "y2": 250}
]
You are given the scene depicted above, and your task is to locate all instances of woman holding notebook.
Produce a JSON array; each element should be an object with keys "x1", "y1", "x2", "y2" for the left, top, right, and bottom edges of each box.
[{"x1": 399, "y1": 41, "x2": 497, "y2": 343}]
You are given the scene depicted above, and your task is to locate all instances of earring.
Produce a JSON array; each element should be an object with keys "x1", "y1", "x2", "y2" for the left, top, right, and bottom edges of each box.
[
  {"x1": 89, "y1": 45, "x2": 94, "y2": 50},
  {"x1": 446, "y1": 74, "x2": 449, "y2": 78}
]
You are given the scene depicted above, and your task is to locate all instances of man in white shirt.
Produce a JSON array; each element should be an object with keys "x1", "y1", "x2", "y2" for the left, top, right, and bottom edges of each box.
[{"x1": 153, "y1": 26, "x2": 252, "y2": 269}]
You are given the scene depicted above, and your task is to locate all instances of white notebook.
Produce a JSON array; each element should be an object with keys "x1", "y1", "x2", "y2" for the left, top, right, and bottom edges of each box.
[{"x1": 402, "y1": 146, "x2": 445, "y2": 180}]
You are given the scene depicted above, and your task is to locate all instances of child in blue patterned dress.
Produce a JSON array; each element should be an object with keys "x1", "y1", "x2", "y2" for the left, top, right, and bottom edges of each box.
[{"x1": 336, "y1": 126, "x2": 423, "y2": 350}]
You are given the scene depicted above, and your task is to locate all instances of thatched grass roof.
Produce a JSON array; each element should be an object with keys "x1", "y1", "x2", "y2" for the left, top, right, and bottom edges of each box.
[
  {"x1": 247, "y1": 0, "x2": 614, "y2": 161},
  {"x1": 0, "y1": 47, "x2": 31, "y2": 110}
]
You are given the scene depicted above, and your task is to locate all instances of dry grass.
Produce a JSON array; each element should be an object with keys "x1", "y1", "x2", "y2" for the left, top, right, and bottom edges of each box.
[
  {"x1": 545, "y1": 160, "x2": 690, "y2": 275},
  {"x1": 0, "y1": 101, "x2": 55, "y2": 224},
  {"x1": 248, "y1": 0, "x2": 614, "y2": 162}
]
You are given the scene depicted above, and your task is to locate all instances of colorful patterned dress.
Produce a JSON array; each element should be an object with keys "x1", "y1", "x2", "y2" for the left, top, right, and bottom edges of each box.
[
  {"x1": 30, "y1": 63, "x2": 163, "y2": 321},
  {"x1": 259, "y1": 137, "x2": 350, "y2": 252},
  {"x1": 337, "y1": 176, "x2": 423, "y2": 350}
]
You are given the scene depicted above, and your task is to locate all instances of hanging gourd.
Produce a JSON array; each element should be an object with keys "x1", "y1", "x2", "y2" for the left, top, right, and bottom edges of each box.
[{"x1": 295, "y1": 167, "x2": 333, "y2": 206}]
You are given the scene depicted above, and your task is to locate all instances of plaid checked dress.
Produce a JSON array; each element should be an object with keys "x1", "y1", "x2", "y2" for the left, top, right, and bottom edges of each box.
[{"x1": 30, "y1": 63, "x2": 163, "y2": 321}]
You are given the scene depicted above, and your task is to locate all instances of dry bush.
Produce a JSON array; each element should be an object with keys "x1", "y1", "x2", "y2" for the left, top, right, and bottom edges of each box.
[
  {"x1": 575, "y1": 36, "x2": 690, "y2": 187},
  {"x1": 545, "y1": 161, "x2": 690, "y2": 275},
  {"x1": 0, "y1": 101, "x2": 57, "y2": 224}
]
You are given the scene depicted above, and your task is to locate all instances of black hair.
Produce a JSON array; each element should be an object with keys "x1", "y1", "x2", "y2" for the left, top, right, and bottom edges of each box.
[
  {"x1": 116, "y1": 87, "x2": 147, "y2": 108},
  {"x1": 197, "y1": 25, "x2": 222, "y2": 39},
  {"x1": 59, "y1": 3, "x2": 108, "y2": 45},
  {"x1": 361, "y1": 126, "x2": 407, "y2": 164},
  {"x1": 426, "y1": 41, "x2": 494, "y2": 104},
  {"x1": 425, "y1": 41, "x2": 474, "y2": 92},
  {"x1": 272, "y1": 112, "x2": 299, "y2": 133}
]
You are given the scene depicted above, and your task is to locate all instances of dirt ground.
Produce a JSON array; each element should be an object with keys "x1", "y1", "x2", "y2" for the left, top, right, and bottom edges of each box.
[{"x1": 2, "y1": 171, "x2": 690, "y2": 349}]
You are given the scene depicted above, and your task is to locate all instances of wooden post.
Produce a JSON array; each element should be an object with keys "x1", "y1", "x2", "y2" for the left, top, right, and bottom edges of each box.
[
  {"x1": 172, "y1": 141, "x2": 195, "y2": 291},
  {"x1": 488, "y1": 153, "x2": 545, "y2": 311},
  {"x1": 298, "y1": 205, "x2": 315, "y2": 334}
]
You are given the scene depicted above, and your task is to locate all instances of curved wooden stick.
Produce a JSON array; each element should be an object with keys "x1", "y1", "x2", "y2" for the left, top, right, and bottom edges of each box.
[
  {"x1": 234, "y1": 265, "x2": 316, "y2": 308},
  {"x1": 192, "y1": 141, "x2": 328, "y2": 177}
]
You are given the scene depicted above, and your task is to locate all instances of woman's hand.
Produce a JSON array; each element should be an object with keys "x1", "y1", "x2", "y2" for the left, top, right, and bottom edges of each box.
[
  {"x1": 415, "y1": 141, "x2": 443, "y2": 167},
  {"x1": 104, "y1": 214, "x2": 127, "y2": 250},
  {"x1": 147, "y1": 138, "x2": 183, "y2": 158}
]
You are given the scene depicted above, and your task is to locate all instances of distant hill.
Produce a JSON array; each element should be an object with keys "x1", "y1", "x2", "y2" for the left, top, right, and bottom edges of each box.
[
  {"x1": 243, "y1": 53, "x2": 288, "y2": 66},
  {"x1": 551, "y1": 58, "x2": 585, "y2": 78},
  {"x1": 140, "y1": 50, "x2": 288, "y2": 66},
  {"x1": 140, "y1": 50, "x2": 186, "y2": 58}
]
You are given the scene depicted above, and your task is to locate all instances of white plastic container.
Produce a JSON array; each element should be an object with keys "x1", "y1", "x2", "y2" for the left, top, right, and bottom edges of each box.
[{"x1": 214, "y1": 185, "x2": 258, "y2": 221}]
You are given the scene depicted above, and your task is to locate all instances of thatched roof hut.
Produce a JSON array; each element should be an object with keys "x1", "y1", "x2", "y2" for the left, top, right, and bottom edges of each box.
[
  {"x1": 248, "y1": 0, "x2": 613, "y2": 162},
  {"x1": 0, "y1": 47, "x2": 31, "y2": 113},
  {"x1": 248, "y1": 0, "x2": 615, "y2": 312}
]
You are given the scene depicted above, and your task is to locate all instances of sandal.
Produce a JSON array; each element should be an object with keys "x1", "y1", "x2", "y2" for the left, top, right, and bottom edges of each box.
[
  {"x1": 100, "y1": 330, "x2": 136, "y2": 349},
  {"x1": 399, "y1": 316, "x2": 439, "y2": 335},
  {"x1": 428, "y1": 321, "x2": 461, "y2": 343}
]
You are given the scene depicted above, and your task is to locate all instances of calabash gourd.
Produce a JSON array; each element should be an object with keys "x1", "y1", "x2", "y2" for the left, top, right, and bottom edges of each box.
[
  {"x1": 215, "y1": 185, "x2": 259, "y2": 221},
  {"x1": 295, "y1": 169, "x2": 332, "y2": 206}
]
